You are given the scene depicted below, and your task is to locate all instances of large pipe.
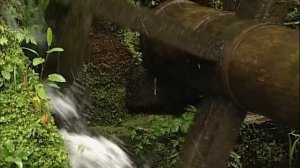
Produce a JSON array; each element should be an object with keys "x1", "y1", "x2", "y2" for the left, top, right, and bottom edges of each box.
[
  {"x1": 140, "y1": 0, "x2": 299, "y2": 128},
  {"x1": 54, "y1": 0, "x2": 298, "y2": 128}
]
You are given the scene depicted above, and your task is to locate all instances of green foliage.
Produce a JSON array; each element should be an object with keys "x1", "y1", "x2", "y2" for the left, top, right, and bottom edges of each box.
[
  {"x1": 131, "y1": 105, "x2": 196, "y2": 167},
  {"x1": 119, "y1": 29, "x2": 143, "y2": 64},
  {"x1": 81, "y1": 63, "x2": 127, "y2": 125},
  {"x1": 228, "y1": 151, "x2": 243, "y2": 168},
  {"x1": 285, "y1": 6, "x2": 299, "y2": 28},
  {"x1": 25, "y1": 27, "x2": 65, "y2": 86},
  {"x1": 1, "y1": 0, "x2": 49, "y2": 30},
  {"x1": 0, "y1": 24, "x2": 69, "y2": 167},
  {"x1": 288, "y1": 131, "x2": 300, "y2": 168},
  {"x1": 232, "y1": 121, "x2": 295, "y2": 168}
]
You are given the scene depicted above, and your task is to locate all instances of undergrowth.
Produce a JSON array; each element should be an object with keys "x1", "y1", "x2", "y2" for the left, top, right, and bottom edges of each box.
[{"x1": 0, "y1": 23, "x2": 69, "y2": 167}]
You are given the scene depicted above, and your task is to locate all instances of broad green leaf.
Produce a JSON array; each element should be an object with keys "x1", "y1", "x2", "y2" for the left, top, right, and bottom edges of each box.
[
  {"x1": 0, "y1": 37, "x2": 8, "y2": 45},
  {"x1": 48, "y1": 74, "x2": 66, "y2": 83},
  {"x1": 1, "y1": 70, "x2": 11, "y2": 80},
  {"x1": 21, "y1": 47, "x2": 39, "y2": 57},
  {"x1": 46, "y1": 47, "x2": 64, "y2": 54},
  {"x1": 48, "y1": 82, "x2": 60, "y2": 89},
  {"x1": 35, "y1": 84, "x2": 47, "y2": 100},
  {"x1": 47, "y1": 27, "x2": 53, "y2": 47},
  {"x1": 14, "y1": 158, "x2": 23, "y2": 168},
  {"x1": 32, "y1": 57, "x2": 45, "y2": 66}
]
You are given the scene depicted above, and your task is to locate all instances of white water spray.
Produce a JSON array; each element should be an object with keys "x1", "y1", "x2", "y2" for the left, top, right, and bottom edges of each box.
[{"x1": 46, "y1": 83, "x2": 133, "y2": 168}]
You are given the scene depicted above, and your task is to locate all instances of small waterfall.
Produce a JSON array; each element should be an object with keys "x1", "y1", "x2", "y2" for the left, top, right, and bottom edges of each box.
[{"x1": 46, "y1": 82, "x2": 133, "y2": 168}]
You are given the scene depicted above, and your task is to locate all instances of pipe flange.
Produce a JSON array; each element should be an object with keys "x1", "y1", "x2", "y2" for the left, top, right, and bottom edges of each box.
[{"x1": 221, "y1": 23, "x2": 272, "y2": 106}]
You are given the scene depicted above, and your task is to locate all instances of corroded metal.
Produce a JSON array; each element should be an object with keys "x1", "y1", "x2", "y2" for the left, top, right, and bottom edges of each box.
[
  {"x1": 141, "y1": 0, "x2": 299, "y2": 128},
  {"x1": 222, "y1": 24, "x2": 299, "y2": 129},
  {"x1": 177, "y1": 98, "x2": 246, "y2": 168}
]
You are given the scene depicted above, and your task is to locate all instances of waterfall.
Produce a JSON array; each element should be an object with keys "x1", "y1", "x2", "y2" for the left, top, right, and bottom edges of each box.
[{"x1": 46, "y1": 83, "x2": 133, "y2": 168}]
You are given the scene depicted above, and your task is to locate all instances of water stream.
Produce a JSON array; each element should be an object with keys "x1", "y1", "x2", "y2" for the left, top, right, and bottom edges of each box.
[{"x1": 46, "y1": 83, "x2": 133, "y2": 168}]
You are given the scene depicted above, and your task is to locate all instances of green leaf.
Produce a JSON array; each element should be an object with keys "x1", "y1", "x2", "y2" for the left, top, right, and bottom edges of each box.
[
  {"x1": 32, "y1": 57, "x2": 45, "y2": 66},
  {"x1": 0, "y1": 37, "x2": 8, "y2": 45},
  {"x1": 21, "y1": 47, "x2": 39, "y2": 57},
  {"x1": 47, "y1": 27, "x2": 53, "y2": 47},
  {"x1": 48, "y1": 74, "x2": 66, "y2": 83},
  {"x1": 48, "y1": 82, "x2": 60, "y2": 89},
  {"x1": 35, "y1": 84, "x2": 47, "y2": 100},
  {"x1": 46, "y1": 47, "x2": 64, "y2": 54},
  {"x1": 1, "y1": 70, "x2": 11, "y2": 80},
  {"x1": 14, "y1": 158, "x2": 23, "y2": 168}
]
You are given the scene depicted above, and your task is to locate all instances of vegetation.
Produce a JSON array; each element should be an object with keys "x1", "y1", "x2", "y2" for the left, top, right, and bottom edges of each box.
[
  {"x1": 119, "y1": 28, "x2": 143, "y2": 64},
  {"x1": 81, "y1": 62, "x2": 127, "y2": 125},
  {"x1": 131, "y1": 105, "x2": 196, "y2": 167},
  {"x1": 0, "y1": 1, "x2": 69, "y2": 167},
  {"x1": 0, "y1": 23, "x2": 69, "y2": 168}
]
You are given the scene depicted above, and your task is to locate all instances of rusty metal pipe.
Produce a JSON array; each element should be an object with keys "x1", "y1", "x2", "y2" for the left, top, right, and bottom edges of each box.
[{"x1": 141, "y1": 0, "x2": 299, "y2": 128}]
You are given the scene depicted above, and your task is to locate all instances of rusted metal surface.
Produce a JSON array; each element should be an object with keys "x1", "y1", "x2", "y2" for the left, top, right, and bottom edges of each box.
[
  {"x1": 140, "y1": 0, "x2": 299, "y2": 128},
  {"x1": 91, "y1": 0, "x2": 223, "y2": 61},
  {"x1": 177, "y1": 98, "x2": 246, "y2": 168},
  {"x1": 222, "y1": 24, "x2": 299, "y2": 128},
  {"x1": 47, "y1": 0, "x2": 299, "y2": 128}
]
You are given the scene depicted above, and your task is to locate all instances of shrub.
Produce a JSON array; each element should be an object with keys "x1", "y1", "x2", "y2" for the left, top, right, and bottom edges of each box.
[{"x1": 0, "y1": 24, "x2": 69, "y2": 168}]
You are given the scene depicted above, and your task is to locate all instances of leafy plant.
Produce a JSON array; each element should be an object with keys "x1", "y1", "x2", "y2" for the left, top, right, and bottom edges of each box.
[
  {"x1": 119, "y1": 28, "x2": 143, "y2": 64},
  {"x1": 23, "y1": 27, "x2": 65, "y2": 90},
  {"x1": 0, "y1": 22, "x2": 69, "y2": 168},
  {"x1": 0, "y1": 140, "x2": 31, "y2": 168},
  {"x1": 131, "y1": 105, "x2": 197, "y2": 167},
  {"x1": 1, "y1": 0, "x2": 49, "y2": 33},
  {"x1": 228, "y1": 151, "x2": 242, "y2": 168},
  {"x1": 288, "y1": 131, "x2": 300, "y2": 168}
]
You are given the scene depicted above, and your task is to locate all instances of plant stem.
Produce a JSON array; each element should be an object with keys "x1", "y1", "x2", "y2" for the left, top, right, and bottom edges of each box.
[{"x1": 40, "y1": 52, "x2": 49, "y2": 79}]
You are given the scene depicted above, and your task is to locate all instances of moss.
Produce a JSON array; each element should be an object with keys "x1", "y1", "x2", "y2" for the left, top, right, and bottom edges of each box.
[
  {"x1": 0, "y1": 24, "x2": 69, "y2": 168},
  {"x1": 81, "y1": 20, "x2": 147, "y2": 126},
  {"x1": 81, "y1": 63, "x2": 127, "y2": 126}
]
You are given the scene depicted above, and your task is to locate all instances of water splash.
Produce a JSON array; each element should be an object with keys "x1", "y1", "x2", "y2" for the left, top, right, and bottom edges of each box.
[
  {"x1": 46, "y1": 83, "x2": 133, "y2": 168},
  {"x1": 61, "y1": 130, "x2": 133, "y2": 168}
]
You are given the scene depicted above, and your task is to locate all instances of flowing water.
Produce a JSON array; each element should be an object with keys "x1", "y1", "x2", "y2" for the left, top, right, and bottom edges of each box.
[{"x1": 46, "y1": 83, "x2": 133, "y2": 168}]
